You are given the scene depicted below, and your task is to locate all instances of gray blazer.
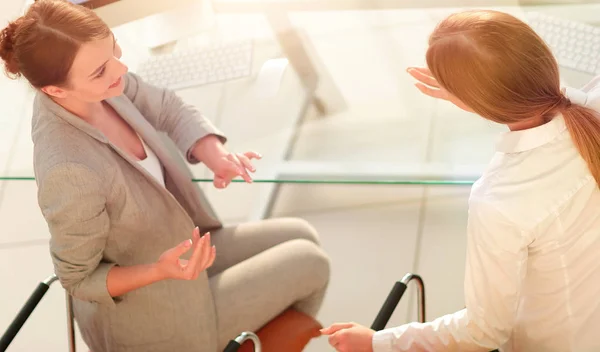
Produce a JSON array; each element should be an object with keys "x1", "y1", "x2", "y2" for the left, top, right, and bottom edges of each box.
[{"x1": 33, "y1": 73, "x2": 225, "y2": 351}]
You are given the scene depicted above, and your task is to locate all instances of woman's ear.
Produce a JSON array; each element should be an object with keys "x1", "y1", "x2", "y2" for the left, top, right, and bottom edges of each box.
[{"x1": 41, "y1": 85, "x2": 68, "y2": 99}]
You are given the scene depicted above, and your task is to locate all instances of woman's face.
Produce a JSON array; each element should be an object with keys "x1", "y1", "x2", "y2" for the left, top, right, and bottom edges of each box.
[{"x1": 44, "y1": 34, "x2": 128, "y2": 102}]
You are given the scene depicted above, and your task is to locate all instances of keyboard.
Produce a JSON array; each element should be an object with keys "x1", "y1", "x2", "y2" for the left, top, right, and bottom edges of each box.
[
  {"x1": 528, "y1": 12, "x2": 600, "y2": 76},
  {"x1": 136, "y1": 40, "x2": 254, "y2": 90}
]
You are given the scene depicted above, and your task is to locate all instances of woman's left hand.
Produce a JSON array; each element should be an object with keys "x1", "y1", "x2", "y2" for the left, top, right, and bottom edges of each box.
[{"x1": 321, "y1": 323, "x2": 375, "y2": 352}]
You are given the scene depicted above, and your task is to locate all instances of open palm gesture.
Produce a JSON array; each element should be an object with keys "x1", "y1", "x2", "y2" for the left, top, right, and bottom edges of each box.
[{"x1": 407, "y1": 67, "x2": 474, "y2": 113}]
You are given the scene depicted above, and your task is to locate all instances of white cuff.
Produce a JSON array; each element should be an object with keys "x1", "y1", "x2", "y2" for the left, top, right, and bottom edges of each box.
[{"x1": 372, "y1": 329, "x2": 397, "y2": 352}]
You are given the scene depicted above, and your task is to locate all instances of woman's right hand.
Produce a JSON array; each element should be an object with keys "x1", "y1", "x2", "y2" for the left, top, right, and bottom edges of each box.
[
  {"x1": 407, "y1": 67, "x2": 474, "y2": 113},
  {"x1": 154, "y1": 227, "x2": 216, "y2": 281}
]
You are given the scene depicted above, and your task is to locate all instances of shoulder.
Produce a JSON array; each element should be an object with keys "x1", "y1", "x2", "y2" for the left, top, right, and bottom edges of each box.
[
  {"x1": 467, "y1": 180, "x2": 530, "y2": 249},
  {"x1": 122, "y1": 72, "x2": 151, "y2": 101},
  {"x1": 31, "y1": 94, "x2": 112, "y2": 186},
  {"x1": 470, "y1": 141, "x2": 592, "y2": 230}
]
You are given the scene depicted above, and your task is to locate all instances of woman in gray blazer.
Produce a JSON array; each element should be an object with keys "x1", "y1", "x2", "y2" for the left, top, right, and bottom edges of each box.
[{"x1": 0, "y1": 1, "x2": 330, "y2": 351}]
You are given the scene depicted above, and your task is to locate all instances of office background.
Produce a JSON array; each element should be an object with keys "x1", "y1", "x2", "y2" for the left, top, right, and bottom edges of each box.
[{"x1": 1, "y1": 0, "x2": 599, "y2": 350}]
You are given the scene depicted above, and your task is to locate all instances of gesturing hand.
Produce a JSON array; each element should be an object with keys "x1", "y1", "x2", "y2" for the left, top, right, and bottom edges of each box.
[
  {"x1": 155, "y1": 227, "x2": 216, "y2": 281},
  {"x1": 191, "y1": 135, "x2": 263, "y2": 189},
  {"x1": 407, "y1": 67, "x2": 474, "y2": 113},
  {"x1": 211, "y1": 151, "x2": 262, "y2": 189}
]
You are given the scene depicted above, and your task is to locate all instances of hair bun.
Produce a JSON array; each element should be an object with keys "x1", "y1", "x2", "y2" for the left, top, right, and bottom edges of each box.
[{"x1": 0, "y1": 21, "x2": 21, "y2": 76}]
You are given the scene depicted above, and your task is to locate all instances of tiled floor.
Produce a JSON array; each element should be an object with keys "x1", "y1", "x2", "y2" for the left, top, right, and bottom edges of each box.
[{"x1": 0, "y1": 1, "x2": 596, "y2": 351}]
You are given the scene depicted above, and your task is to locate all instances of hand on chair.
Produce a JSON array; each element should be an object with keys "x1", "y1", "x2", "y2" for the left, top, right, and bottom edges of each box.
[{"x1": 321, "y1": 322, "x2": 375, "y2": 352}]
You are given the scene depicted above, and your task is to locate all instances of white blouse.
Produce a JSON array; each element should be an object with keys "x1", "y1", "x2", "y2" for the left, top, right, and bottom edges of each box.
[
  {"x1": 372, "y1": 78, "x2": 600, "y2": 352},
  {"x1": 137, "y1": 137, "x2": 165, "y2": 187}
]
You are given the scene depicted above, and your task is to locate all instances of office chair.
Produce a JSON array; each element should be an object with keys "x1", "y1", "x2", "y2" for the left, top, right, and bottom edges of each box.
[
  {"x1": 0, "y1": 274, "x2": 322, "y2": 352},
  {"x1": 371, "y1": 274, "x2": 499, "y2": 352}
]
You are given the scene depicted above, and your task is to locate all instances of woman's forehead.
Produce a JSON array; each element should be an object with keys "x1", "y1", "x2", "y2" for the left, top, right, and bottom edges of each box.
[{"x1": 71, "y1": 35, "x2": 114, "y2": 77}]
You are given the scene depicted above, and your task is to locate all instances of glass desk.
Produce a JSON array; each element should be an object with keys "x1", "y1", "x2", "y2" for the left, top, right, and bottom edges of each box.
[
  {"x1": 0, "y1": 0, "x2": 598, "y2": 220},
  {"x1": 0, "y1": 3, "x2": 598, "y2": 350}
]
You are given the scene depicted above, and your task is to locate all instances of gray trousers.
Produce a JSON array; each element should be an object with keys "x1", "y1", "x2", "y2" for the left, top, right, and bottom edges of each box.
[{"x1": 208, "y1": 217, "x2": 331, "y2": 350}]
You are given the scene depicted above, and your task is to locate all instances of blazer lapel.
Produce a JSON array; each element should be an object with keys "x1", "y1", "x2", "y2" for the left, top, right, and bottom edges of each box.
[
  {"x1": 105, "y1": 96, "x2": 221, "y2": 228},
  {"x1": 36, "y1": 91, "x2": 221, "y2": 229}
]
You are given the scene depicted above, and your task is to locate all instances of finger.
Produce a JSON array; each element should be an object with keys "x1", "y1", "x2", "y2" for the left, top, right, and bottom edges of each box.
[
  {"x1": 190, "y1": 227, "x2": 201, "y2": 247},
  {"x1": 328, "y1": 331, "x2": 346, "y2": 350},
  {"x1": 407, "y1": 67, "x2": 439, "y2": 88},
  {"x1": 243, "y1": 151, "x2": 262, "y2": 160},
  {"x1": 415, "y1": 82, "x2": 448, "y2": 100},
  {"x1": 225, "y1": 155, "x2": 245, "y2": 176},
  {"x1": 213, "y1": 175, "x2": 229, "y2": 189},
  {"x1": 236, "y1": 153, "x2": 256, "y2": 173},
  {"x1": 328, "y1": 333, "x2": 338, "y2": 347},
  {"x1": 168, "y1": 239, "x2": 193, "y2": 260},
  {"x1": 331, "y1": 330, "x2": 351, "y2": 352},
  {"x1": 206, "y1": 246, "x2": 217, "y2": 269},
  {"x1": 195, "y1": 232, "x2": 213, "y2": 274},
  {"x1": 228, "y1": 154, "x2": 252, "y2": 183},
  {"x1": 409, "y1": 66, "x2": 433, "y2": 77},
  {"x1": 184, "y1": 228, "x2": 206, "y2": 277},
  {"x1": 320, "y1": 323, "x2": 354, "y2": 335},
  {"x1": 184, "y1": 227, "x2": 201, "y2": 267}
]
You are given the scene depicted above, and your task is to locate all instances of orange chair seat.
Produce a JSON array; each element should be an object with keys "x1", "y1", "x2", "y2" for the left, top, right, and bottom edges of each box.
[
  {"x1": 88, "y1": 309, "x2": 321, "y2": 352},
  {"x1": 238, "y1": 309, "x2": 322, "y2": 352}
]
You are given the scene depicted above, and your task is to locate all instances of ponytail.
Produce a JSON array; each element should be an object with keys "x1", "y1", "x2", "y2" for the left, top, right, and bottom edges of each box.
[{"x1": 562, "y1": 105, "x2": 600, "y2": 187}]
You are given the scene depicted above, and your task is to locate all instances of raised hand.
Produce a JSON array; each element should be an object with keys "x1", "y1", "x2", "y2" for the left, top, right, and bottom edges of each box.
[
  {"x1": 211, "y1": 151, "x2": 262, "y2": 189},
  {"x1": 155, "y1": 227, "x2": 216, "y2": 281},
  {"x1": 407, "y1": 67, "x2": 474, "y2": 113}
]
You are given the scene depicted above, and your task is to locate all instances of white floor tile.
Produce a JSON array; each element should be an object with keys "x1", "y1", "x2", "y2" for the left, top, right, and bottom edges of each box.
[
  {"x1": 427, "y1": 105, "x2": 503, "y2": 166},
  {"x1": 0, "y1": 181, "x2": 50, "y2": 245},
  {"x1": 290, "y1": 112, "x2": 430, "y2": 164},
  {"x1": 0, "y1": 80, "x2": 34, "y2": 177},
  {"x1": 409, "y1": 186, "x2": 472, "y2": 322},
  {"x1": 3, "y1": 90, "x2": 35, "y2": 177},
  {"x1": 0, "y1": 244, "x2": 88, "y2": 352},
  {"x1": 301, "y1": 200, "x2": 422, "y2": 351},
  {"x1": 273, "y1": 183, "x2": 423, "y2": 217}
]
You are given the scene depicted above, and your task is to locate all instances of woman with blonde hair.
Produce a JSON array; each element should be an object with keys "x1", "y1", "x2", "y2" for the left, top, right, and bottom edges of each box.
[
  {"x1": 0, "y1": 0, "x2": 330, "y2": 351},
  {"x1": 322, "y1": 10, "x2": 600, "y2": 352}
]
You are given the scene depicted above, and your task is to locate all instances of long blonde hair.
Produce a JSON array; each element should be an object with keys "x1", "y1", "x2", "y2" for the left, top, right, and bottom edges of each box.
[{"x1": 427, "y1": 10, "x2": 600, "y2": 186}]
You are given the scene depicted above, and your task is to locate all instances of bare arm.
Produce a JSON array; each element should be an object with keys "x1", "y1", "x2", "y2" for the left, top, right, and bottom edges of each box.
[
  {"x1": 106, "y1": 231, "x2": 215, "y2": 297},
  {"x1": 106, "y1": 264, "x2": 163, "y2": 298}
]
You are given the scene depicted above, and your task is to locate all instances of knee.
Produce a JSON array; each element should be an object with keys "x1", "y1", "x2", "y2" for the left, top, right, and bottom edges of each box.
[
  {"x1": 277, "y1": 217, "x2": 321, "y2": 246},
  {"x1": 289, "y1": 239, "x2": 331, "y2": 287}
]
